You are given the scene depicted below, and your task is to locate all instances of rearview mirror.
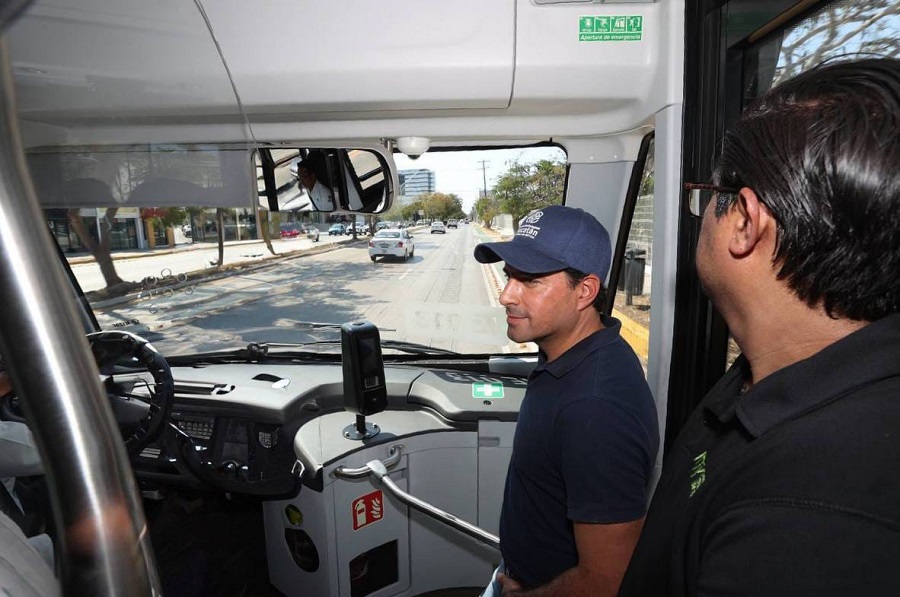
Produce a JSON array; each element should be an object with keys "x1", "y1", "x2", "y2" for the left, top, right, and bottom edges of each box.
[{"x1": 257, "y1": 147, "x2": 395, "y2": 214}]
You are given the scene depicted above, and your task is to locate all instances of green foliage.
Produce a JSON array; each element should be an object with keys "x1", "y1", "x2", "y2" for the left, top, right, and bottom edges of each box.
[
  {"x1": 489, "y1": 159, "x2": 566, "y2": 231},
  {"x1": 474, "y1": 195, "x2": 499, "y2": 227},
  {"x1": 406, "y1": 192, "x2": 464, "y2": 221}
]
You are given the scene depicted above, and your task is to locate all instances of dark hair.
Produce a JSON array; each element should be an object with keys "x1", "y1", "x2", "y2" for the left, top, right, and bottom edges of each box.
[
  {"x1": 563, "y1": 268, "x2": 606, "y2": 314},
  {"x1": 714, "y1": 57, "x2": 900, "y2": 321}
]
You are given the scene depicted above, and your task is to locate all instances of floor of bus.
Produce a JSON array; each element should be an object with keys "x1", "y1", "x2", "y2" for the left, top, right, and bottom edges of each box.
[
  {"x1": 146, "y1": 490, "x2": 279, "y2": 597},
  {"x1": 145, "y1": 490, "x2": 484, "y2": 597}
]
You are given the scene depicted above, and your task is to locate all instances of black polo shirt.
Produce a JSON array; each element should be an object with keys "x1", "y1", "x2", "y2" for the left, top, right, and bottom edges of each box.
[
  {"x1": 500, "y1": 316, "x2": 659, "y2": 589},
  {"x1": 620, "y1": 314, "x2": 900, "y2": 596}
]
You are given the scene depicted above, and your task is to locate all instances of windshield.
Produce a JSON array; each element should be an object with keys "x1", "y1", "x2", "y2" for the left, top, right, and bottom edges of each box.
[{"x1": 43, "y1": 146, "x2": 566, "y2": 357}]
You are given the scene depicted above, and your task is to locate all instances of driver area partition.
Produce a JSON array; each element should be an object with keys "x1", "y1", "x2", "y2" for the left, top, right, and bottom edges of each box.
[{"x1": 264, "y1": 409, "x2": 512, "y2": 597}]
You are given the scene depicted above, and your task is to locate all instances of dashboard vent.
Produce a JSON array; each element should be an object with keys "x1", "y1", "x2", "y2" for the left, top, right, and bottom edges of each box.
[{"x1": 174, "y1": 381, "x2": 234, "y2": 395}]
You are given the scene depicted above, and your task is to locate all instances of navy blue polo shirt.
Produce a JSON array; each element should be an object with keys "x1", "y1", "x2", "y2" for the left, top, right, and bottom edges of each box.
[
  {"x1": 620, "y1": 314, "x2": 900, "y2": 596},
  {"x1": 499, "y1": 316, "x2": 659, "y2": 589}
]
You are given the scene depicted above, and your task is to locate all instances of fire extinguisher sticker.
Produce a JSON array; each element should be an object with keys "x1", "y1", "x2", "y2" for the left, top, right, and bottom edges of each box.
[{"x1": 351, "y1": 490, "x2": 384, "y2": 530}]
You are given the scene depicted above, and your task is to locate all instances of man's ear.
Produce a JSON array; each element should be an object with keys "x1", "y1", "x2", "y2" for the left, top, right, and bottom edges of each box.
[
  {"x1": 728, "y1": 187, "x2": 770, "y2": 258},
  {"x1": 577, "y1": 274, "x2": 601, "y2": 311}
]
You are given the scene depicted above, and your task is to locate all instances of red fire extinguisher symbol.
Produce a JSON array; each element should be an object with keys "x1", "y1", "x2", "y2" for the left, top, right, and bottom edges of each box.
[{"x1": 351, "y1": 490, "x2": 384, "y2": 530}]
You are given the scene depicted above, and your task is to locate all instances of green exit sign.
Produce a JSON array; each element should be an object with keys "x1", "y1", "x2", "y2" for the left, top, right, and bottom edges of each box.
[{"x1": 579, "y1": 15, "x2": 643, "y2": 42}]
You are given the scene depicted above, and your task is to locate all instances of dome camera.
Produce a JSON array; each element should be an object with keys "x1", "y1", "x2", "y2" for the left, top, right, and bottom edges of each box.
[{"x1": 395, "y1": 136, "x2": 431, "y2": 159}]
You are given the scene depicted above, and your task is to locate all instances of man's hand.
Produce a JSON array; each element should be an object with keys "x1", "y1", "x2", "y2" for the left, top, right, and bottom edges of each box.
[
  {"x1": 0, "y1": 371, "x2": 11, "y2": 397},
  {"x1": 498, "y1": 572, "x2": 523, "y2": 596},
  {"x1": 500, "y1": 518, "x2": 645, "y2": 596}
]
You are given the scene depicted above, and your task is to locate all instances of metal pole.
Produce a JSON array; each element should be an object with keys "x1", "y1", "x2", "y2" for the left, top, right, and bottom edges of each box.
[{"x1": 0, "y1": 39, "x2": 158, "y2": 595}]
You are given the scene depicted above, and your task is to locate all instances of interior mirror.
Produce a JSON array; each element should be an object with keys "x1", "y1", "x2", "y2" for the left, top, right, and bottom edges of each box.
[{"x1": 256, "y1": 147, "x2": 394, "y2": 214}]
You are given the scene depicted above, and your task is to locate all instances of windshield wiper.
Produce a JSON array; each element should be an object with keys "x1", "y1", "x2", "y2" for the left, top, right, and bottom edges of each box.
[
  {"x1": 167, "y1": 338, "x2": 460, "y2": 367},
  {"x1": 165, "y1": 343, "x2": 338, "y2": 366},
  {"x1": 264, "y1": 340, "x2": 460, "y2": 357}
]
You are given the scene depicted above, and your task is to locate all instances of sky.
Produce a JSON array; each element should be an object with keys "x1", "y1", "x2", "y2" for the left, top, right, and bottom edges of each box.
[{"x1": 393, "y1": 146, "x2": 565, "y2": 213}]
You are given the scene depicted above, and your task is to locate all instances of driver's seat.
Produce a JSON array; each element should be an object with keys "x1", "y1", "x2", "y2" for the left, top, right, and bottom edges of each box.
[
  {"x1": 0, "y1": 508, "x2": 58, "y2": 596},
  {"x1": 0, "y1": 421, "x2": 54, "y2": 568}
]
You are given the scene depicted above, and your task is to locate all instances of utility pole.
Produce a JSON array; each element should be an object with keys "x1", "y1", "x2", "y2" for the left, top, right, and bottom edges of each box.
[{"x1": 478, "y1": 160, "x2": 489, "y2": 199}]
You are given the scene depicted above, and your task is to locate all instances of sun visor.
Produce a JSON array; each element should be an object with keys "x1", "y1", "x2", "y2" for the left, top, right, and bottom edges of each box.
[{"x1": 27, "y1": 147, "x2": 256, "y2": 209}]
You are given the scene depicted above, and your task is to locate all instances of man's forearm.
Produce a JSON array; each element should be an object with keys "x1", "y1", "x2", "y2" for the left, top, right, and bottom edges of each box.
[{"x1": 503, "y1": 566, "x2": 619, "y2": 597}]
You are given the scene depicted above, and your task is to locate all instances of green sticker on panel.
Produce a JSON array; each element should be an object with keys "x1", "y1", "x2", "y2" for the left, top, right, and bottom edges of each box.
[
  {"x1": 579, "y1": 15, "x2": 643, "y2": 42},
  {"x1": 473, "y1": 382, "x2": 504, "y2": 399},
  {"x1": 285, "y1": 504, "x2": 304, "y2": 526}
]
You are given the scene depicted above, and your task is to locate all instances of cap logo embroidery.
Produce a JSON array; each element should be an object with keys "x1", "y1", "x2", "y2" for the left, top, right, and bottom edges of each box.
[
  {"x1": 522, "y1": 211, "x2": 543, "y2": 225},
  {"x1": 517, "y1": 210, "x2": 544, "y2": 239}
]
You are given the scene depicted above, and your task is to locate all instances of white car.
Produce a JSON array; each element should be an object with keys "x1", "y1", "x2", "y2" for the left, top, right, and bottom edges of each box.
[
  {"x1": 368, "y1": 229, "x2": 415, "y2": 262},
  {"x1": 430, "y1": 221, "x2": 446, "y2": 234}
]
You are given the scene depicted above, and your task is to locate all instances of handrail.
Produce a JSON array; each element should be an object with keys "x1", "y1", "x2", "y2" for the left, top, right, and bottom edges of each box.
[
  {"x1": 333, "y1": 444, "x2": 404, "y2": 479},
  {"x1": 333, "y1": 444, "x2": 500, "y2": 551},
  {"x1": 367, "y1": 459, "x2": 500, "y2": 551}
]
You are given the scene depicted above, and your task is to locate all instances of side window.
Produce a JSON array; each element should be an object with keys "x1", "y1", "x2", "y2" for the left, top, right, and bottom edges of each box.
[
  {"x1": 613, "y1": 137, "x2": 654, "y2": 374},
  {"x1": 726, "y1": 0, "x2": 900, "y2": 370},
  {"x1": 744, "y1": 2, "x2": 900, "y2": 107}
]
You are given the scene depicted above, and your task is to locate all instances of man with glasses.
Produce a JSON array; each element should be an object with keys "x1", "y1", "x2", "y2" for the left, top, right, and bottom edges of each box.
[{"x1": 620, "y1": 57, "x2": 900, "y2": 595}]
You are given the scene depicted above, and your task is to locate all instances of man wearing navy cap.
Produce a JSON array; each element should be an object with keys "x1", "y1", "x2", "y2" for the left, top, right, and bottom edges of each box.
[{"x1": 474, "y1": 205, "x2": 658, "y2": 597}]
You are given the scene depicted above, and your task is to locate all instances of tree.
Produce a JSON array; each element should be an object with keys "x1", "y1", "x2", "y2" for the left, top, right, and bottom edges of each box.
[
  {"x1": 474, "y1": 194, "x2": 499, "y2": 228},
  {"x1": 764, "y1": 2, "x2": 900, "y2": 93},
  {"x1": 418, "y1": 192, "x2": 464, "y2": 221},
  {"x1": 67, "y1": 206, "x2": 127, "y2": 289},
  {"x1": 60, "y1": 178, "x2": 128, "y2": 290},
  {"x1": 492, "y1": 159, "x2": 566, "y2": 232}
]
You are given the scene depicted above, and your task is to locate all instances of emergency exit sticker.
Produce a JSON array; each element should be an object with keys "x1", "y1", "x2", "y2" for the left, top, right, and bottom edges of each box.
[
  {"x1": 351, "y1": 490, "x2": 384, "y2": 530},
  {"x1": 472, "y1": 382, "x2": 504, "y2": 399},
  {"x1": 579, "y1": 15, "x2": 643, "y2": 42}
]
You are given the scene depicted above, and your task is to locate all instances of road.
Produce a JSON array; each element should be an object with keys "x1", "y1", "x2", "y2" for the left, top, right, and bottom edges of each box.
[{"x1": 80, "y1": 225, "x2": 526, "y2": 356}]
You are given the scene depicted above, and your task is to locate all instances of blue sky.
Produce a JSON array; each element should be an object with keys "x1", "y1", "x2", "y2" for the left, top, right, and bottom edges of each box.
[{"x1": 394, "y1": 146, "x2": 565, "y2": 213}]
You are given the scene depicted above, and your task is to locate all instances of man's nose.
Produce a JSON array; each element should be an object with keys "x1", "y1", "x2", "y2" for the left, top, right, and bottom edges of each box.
[{"x1": 499, "y1": 280, "x2": 518, "y2": 307}]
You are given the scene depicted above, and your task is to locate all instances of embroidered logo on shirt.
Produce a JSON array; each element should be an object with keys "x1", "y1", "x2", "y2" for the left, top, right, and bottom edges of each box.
[{"x1": 689, "y1": 451, "x2": 707, "y2": 497}]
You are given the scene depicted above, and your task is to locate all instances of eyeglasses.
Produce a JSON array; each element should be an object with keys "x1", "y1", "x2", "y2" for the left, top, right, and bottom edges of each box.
[{"x1": 683, "y1": 183, "x2": 739, "y2": 217}]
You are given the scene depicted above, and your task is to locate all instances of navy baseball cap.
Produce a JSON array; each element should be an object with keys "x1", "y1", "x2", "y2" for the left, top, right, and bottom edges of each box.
[{"x1": 474, "y1": 205, "x2": 612, "y2": 279}]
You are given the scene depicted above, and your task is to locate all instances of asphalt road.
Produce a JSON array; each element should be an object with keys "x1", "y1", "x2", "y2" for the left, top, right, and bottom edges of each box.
[{"x1": 82, "y1": 225, "x2": 525, "y2": 356}]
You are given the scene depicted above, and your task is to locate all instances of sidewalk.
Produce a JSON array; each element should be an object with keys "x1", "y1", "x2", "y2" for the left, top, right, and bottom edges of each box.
[
  {"x1": 66, "y1": 238, "x2": 288, "y2": 265},
  {"x1": 69, "y1": 224, "x2": 432, "y2": 265}
]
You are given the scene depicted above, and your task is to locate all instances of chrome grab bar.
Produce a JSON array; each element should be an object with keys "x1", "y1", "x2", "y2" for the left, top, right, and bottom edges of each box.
[
  {"x1": 334, "y1": 444, "x2": 500, "y2": 551},
  {"x1": 333, "y1": 444, "x2": 405, "y2": 479}
]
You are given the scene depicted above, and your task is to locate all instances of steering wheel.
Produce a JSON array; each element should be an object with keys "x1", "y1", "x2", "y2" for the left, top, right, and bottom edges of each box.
[
  {"x1": 86, "y1": 330, "x2": 175, "y2": 456},
  {"x1": 3, "y1": 331, "x2": 175, "y2": 457}
]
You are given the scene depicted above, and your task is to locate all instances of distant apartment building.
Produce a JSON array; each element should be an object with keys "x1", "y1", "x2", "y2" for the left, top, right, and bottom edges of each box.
[{"x1": 398, "y1": 169, "x2": 435, "y2": 204}]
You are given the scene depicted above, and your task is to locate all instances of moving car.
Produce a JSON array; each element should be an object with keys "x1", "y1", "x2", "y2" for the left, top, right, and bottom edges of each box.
[
  {"x1": 446, "y1": 219, "x2": 458, "y2": 228},
  {"x1": 430, "y1": 221, "x2": 446, "y2": 234},
  {"x1": 281, "y1": 223, "x2": 320, "y2": 241},
  {"x1": 368, "y1": 229, "x2": 415, "y2": 262},
  {"x1": 303, "y1": 224, "x2": 320, "y2": 242},
  {"x1": 328, "y1": 223, "x2": 346, "y2": 236}
]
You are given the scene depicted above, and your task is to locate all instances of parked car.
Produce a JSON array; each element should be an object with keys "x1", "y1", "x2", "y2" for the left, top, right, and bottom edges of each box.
[
  {"x1": 368, "y1": 229, "x2": 415, "y2": 262},
  {"x1": 279, "y1": 224, "x2": 301, "y2": 239},
  {"x1": 303, "y1": 225, "x2": 320, "y2": 242},
  {"x1": 431, "y1": 221, "x2": 446, "y2": 234},
  {"x1": 447, "y1": 219, "x2": 458, "y2": 228},
  {"x1": 328, "y1": 223, "x2": 346, "y2": 236}
]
